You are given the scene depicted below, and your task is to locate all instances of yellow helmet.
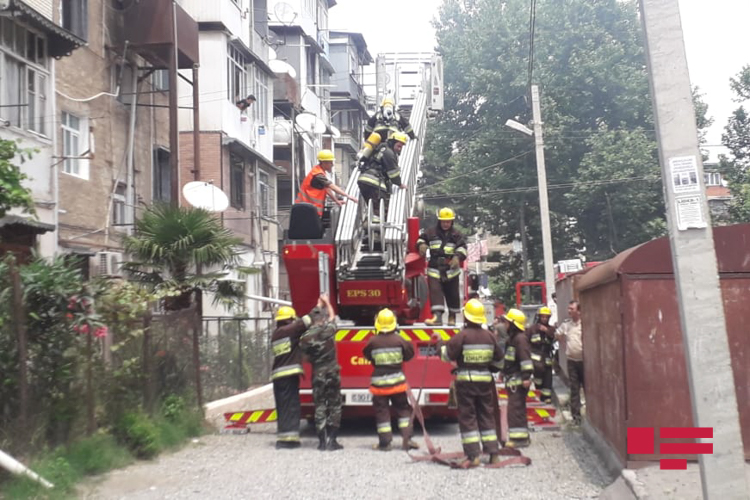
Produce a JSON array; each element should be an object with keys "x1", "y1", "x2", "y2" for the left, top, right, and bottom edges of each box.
[
  {"x1": 538, "y1": 306, "x2": 552, "y2": 316},
  {"x1": 275, "y1": 306, "x2": 297, "y2": 322},
  {"x1": 463, "y1": 299, "x2": 487, "y2": 325},
  {"x1": 375, "y1": 308, "x2": 397, "y2": 334},
  {"x1": 317, "y1": 149, "x2": 335, "y2": 162},
  {"x1": 381, "y1": 97, "x2": 395, "y2": 107},
  {"x1": 437, "y1": 207, "x2": 455, "y2": 221},
  {"x1": 503, "y1": 308, "x2": 527, "y2": 332},
  {"x1": 390, "y1": 132, "x2": 409, "y2": 145}
]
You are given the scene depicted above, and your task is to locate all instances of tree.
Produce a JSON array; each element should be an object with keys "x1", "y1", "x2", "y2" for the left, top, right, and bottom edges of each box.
[
  {"x1": 720, "y1": 66, "x2": 750, "y2": 223},
  {"x1": 0, "y1": 139, "x2": 36, "y2": 218}
]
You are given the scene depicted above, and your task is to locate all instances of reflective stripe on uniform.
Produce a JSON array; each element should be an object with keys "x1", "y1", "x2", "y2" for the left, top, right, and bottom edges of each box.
[
  {"x1": 462, "y1": 344, "x2": 495, "y2": 364},
  {"x1": 446, "y1": 268, "x2": 461, "y2": 279},
  {"x1": 508, "y1": 428, "x2": 529, "y2": 440},
  {"x1": 506, "y1": 377, "x2": 522, "y2": 387},
  {"x1": 443, "y1": 242, "x2": 456, "y2": 254},
  {"x1": 398, "y1": 417, "x2": 410, "y2": 429},
  {"x1": 277, "y1": 431, "x2": 300, "y2": 442},
  {"x1": 530, "y1": 353, "x2": 542, "y2": 362},
  {"x1": 377, "y1": 422, "x2": 392, "y2": 434},
  {"x1": 530, "y1": 334, "x2": 542, "y2": 343},
  {"x1": 461, "y1": 430, "x2": 480, "y2": 444},
  {"x1": 545, "y1": 358, "x2": 554, "y2": 366},
  {"x1": 521, "y1": 360, "x2": 534, "y2": 371},
  {"x1": 271, "y1": 364, "x2": 303, "y2": 380},
  {"x1": 429, "y1": 239, "x2": 442, "y2": 249},
  {"x1": 505, "y1": 346, "x2": 516, "y2": 361},
  {"x1": 455, "y1": 246, "x2": 468, "y2": 257},
  {"x1": 480, "y1": 430, "x2": 498, "y2": 442},
  {"x1": 455, "y1": 370, "x2": 493, "y2": 383},
  {"x1": 370, "y1": 372, "x2": 406, "y2": 386},
  {"x1": 426, "y1": 268, "x2": 441, "y2": 279},
  {"x1": 372, "y1": 347, "x2": 403, "y2": 365},
  {"x1": 272, "y1": 338, "x2": 292, "y2": 357}
]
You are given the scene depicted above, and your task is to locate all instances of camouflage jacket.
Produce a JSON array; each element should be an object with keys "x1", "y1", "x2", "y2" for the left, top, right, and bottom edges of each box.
[{"x1": 300, "y1": 321, "x2": 340, "y2": 375}]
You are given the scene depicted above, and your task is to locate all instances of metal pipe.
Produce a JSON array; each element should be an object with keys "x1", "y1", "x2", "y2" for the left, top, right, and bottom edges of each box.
[
  {"x1": 125, "y1": 65, "x2": 139, "y2": 227},
  {"x1": 0, "y1": 450, "x2": 54, "y2": 489},
  {"x1": 245, "y1": 294, "x2": 292, "y2": 307},
  {"x1": 169, "y1": 0, "x2": 180, "y2": 204},
  {"x1": 192, "y1": 64, "x2": 201, "y2": 181}
]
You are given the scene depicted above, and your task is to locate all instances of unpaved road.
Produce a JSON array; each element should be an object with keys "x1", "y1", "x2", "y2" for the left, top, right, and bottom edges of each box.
[{"x1": 81, "y1": 421, "x2": 613, "y2": 500}]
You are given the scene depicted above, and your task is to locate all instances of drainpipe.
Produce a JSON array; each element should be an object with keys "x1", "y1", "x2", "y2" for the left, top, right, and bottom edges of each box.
[
  {"x1": 51, "y1": 59, "x2": 59, "y2": 255},
  {"x1": 125, "y1": 66, "x2": 139, "y2": 228},
  {"x1": 0, "y1": 450, "x2": 54, "y2": 489}
]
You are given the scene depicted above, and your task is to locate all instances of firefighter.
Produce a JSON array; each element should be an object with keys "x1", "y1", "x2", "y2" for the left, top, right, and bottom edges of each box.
[
  {"x1": 270, "y1": 300, "x2": 324, "y2": 449},
  {"x1": 364, "y1": 96, "x2": 416, "y2": 144},
  {"x1": 357, "y1": 132, "x2": 408, "y2": 223},
  {"x1": 500, "y1": 308, "x2": 533, "y2": 448},
  {"x1": 526, "y1": 306, "x2": 556, "y2": 404},
  {"x1": 416, "y1": 207, "x2": 468, "y2": 326},
  {"x1": 362, "y1": 308, "x2": 419, "y2": 451},
  {"x1": 296, "y1": 149, "x2": 358, "y2": 217},
  {"x1": 432, "y1": 299, "x2": 504, "y2": 467}
]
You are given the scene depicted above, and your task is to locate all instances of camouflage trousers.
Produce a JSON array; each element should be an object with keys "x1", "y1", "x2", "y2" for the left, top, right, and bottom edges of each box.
[{"x1": 312, "y1": 369, "x2": 343, "y2": 431}]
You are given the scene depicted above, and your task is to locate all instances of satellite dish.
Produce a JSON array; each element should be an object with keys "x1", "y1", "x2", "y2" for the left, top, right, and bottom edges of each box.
[
  {"x1": 268, "y1": 47, "x2": 277, "y2": 61},
  {"x1": 329, "y1": 126, "x2": 341, "y2": 139},
  {"x1": 295, "y1": 113, "x2": 327, "y2": 134},
  {"x1": 268, "y1": 59, "x2": 297, "y2": 79},
  {"x1": 182, "y1": 181, "x2": 229, "y2": 212},
  {"x1": 274, "y1": 2, "x2": 297, "y2": 25}
]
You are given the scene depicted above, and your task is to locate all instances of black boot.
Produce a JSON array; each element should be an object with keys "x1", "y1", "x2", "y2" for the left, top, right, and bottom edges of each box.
[
  {"x1": 326, "y1": 426, "x2": 343, "y2": 451},
  {"x1": 317, "y1": 428, "x2": 327, "y2": 451}
]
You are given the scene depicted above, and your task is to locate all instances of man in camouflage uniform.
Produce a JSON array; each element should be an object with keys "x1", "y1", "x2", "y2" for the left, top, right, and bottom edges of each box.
[{"x1": 299, "y1": 294, "x2": 344, "y2": 451}]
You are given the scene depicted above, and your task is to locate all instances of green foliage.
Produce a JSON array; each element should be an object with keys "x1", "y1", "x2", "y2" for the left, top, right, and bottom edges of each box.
[
  {"x1": 114, "y1": 411, "x2": 160, "y2": 459},
  {"x1": 161, "y1": 394, "x2": 186, "y2": 422},
  {"x1": 0, "y1": 139, "x2": 36, "y2": 218},
  {"x1": 720, "y1": 65, "x2": 750, "y2": 223}
]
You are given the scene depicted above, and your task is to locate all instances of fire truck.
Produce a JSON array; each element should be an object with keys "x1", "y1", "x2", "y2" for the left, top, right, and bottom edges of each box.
[{"x1": 282, "y1": 54, "x2": 459, "y2": 419}]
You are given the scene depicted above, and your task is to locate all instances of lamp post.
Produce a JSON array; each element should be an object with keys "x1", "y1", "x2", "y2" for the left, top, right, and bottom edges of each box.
[{"x1": 505, "y1": 84, "x2": 555, "y2": 305}]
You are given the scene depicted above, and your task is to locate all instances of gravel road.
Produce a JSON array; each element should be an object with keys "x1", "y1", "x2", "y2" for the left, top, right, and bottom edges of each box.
[{"x1": 81, "y1": 421, "x2": 613, "y2": 500}]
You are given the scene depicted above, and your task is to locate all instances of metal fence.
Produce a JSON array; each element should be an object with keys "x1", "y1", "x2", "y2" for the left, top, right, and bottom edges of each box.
[{"x1": 200, "y1": 316, "x2": 273, "y2": 402}]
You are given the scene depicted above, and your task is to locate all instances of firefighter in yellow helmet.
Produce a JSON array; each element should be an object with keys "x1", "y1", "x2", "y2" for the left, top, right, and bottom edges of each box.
[
  {"x1": 362, "y1": 309, "x2": 418, "y2": 451},
  {"x1": 364, "y1": 96, "x2": 416, "y2": 144},
  {"x1": 270, "y1": 296, "x2": 327, "y2": 449},
  {"x1": 526, "y1": 306, "x2": 556, "y2": 403},
  {"x1": 432, "y1": 299, "x2": 504, "y2": 467},
  {"x1": 499, "y1": 308, "x2": 533, "y2": 448},
  {"x1": 296, "y1": 149, "x2": 358, "y2": 218},
  {"x1": 416, "y1": 207, "x2": 468, "y2": 325},
  {"x1": 357, "y1": 132, "x2": 408, "y2": 223}
]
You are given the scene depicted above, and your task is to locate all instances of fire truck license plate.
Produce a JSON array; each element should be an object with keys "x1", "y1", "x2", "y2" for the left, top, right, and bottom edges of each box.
[{"x1": 350, "y1": 393, "x2": 372, "y2": 404}]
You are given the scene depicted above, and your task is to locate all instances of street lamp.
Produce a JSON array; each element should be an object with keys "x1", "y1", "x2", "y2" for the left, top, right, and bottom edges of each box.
[{"x1": 504, "y1": 85, "x2": 555, "y2": 305}]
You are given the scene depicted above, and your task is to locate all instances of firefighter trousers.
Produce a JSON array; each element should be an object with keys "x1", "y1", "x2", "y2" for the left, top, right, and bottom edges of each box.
[
  {"x1": 372, "y1": 391, "x2": 412, "y2": 446},
  {"x1": 532, "y1": 358, "x2": 554, "y2": 403},
  {"x1": 358, "y1": 183, "x2": 389, "y2": 217},
  {"x1": 312, "y1": 369, "x2": 343, "y2": 432},
  {"x1": 507, "y1": 383, "x2": 530, "y2": 446},
  {"x1": 427, "y1": 275, "x2": 461, "y2": 314},
  {"x1": 456, "y1": 381, "x2": 500, "y2": 458},
  {"x1": 273, "y1": 375, "x2": 301, "y2": 445}
]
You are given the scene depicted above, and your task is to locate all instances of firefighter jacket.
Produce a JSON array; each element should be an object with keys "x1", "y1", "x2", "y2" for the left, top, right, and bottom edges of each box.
[
  {"x1": 365, "y1": 111, "x2": 416, "y2": 142},
  {"x1": 358, "y1": 144, "x2": 403, "y2": 194},
  {"x1": 271, "y1": 311, "x2": 317, "y2": 380},
  {"x1": 438, "y1": 325, "x2": 504, "y2": 383},
  {"x1": 296, "y1": 165, "x2": 331, "y2": 216},
  {"x1": 416, "y1": 225, "x2": 468, "y2": 281},
  {"x1": 363, "y1": 331, "x2": 415, "y2": 395},
  {"x1": 527, "y1": 322, "x2": 556, "y2": 365},
  {"x1": 502, "y1": 329, "x2": 534, "y2": 388},
  {"x1": 300, "y1": 321, "x2": 339, "y2": 376}
]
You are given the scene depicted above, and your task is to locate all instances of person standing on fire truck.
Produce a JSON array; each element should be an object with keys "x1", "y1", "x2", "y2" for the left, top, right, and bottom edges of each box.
[
  {"x1": 362, "y1": 309, "x2": 419, "y2": 451},
  {"x1": 433, "y1": 299, "x2": 504, "y2": 467},
  {"x1": 270, "y1": 299, "x2": 324, "y2": 449},
  {"x1": 299, "y1": 294, "x2": 344, "y2": 451},
  {"x1": 500, "y1": 308, "x2": 533, "y2": 448},
  {"x1": 526, "y1": 307, "x2": 556, "y2": 404},
  {"x1": 416, "y1": 207, "x2": 468, "y2": 326},
  {"x1": 295, "y1": 149, "x2": 357, "y2": 218}
]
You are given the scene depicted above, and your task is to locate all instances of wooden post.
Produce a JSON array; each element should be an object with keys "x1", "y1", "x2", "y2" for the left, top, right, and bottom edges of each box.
[
  {"x1": 192, "y1": 290, "x2": 204, "y2": 413},
  {"x1": 9, "y1": 259, "x2": 28, "y2": 436}
]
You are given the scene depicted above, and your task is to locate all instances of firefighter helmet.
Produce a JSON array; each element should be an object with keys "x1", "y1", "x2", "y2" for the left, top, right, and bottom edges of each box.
[
  {"x1": 437, "y1": 207, "x2": 456, "y2": 221},
  {"x1": 463, "y1": 299, "x2": 487, "y2": 325},
  {"x1": 538, "y1": 306, "x2": 552, "y2": 316},
  {"x1": 375, "y1": 308, "x2": 398, "y2": 334},
  {"x1": 381, "y1": 97, "x2": 395, "y2": 108},
  {"x1": 391, "y1": 132, "x2": 409, "y2": 145},
  {"x1": 317, "y1": 149, "x2": 335, "y2": 162},
  {"x1": 275, "y1": 306, "x2": 297, "y2": 322},
  {"x1": 503, "y1": 308, "x2": 527, "y2": 332}
]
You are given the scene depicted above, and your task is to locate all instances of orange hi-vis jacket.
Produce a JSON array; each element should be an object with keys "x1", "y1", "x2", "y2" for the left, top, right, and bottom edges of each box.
[{"x1": 295, "y1": 164, "x2": 327, "y2": 216}]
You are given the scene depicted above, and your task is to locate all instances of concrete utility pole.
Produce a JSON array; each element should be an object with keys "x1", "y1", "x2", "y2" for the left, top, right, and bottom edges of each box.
[
  {"x1": 530, "y1": 85, "x2": 555, "y2": 305},
  {"x1": 639, "y1": 1, "x2": 749, "y2": 498}
]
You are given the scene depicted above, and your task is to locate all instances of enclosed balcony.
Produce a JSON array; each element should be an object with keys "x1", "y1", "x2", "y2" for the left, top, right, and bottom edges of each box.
[{"x1": 124, "y1": 0, "x2": 199, "y2": 69}]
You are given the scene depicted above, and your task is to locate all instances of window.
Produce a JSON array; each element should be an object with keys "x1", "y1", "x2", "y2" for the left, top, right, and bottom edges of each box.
[
  {"x1": 259, "y1": 171, "x2": 274, "y2": 217},
  {"x1": 253, "y1": 67, "x2": 269, "y2": 125},
  {"x1": 62, "y1": 0, "x2": 88, "y2": 41},
  {"x1": 306, "y1": 48, "x2": 316, "y2": 87},
  {"x1": 253, "y1": 0, "x2": 268, "y2": 38},
  {"x1": 704, "y1": 172, "x2": 722, "y2": 187},
  {"x1": 230, "y1": 154, "x2": 246, "y2": 209},
  {"x1": 153, "y1": 147, "x2": 171, "y2": 202},
  {"x1": 62, "y1": 111, "x2": 89, "y2": 178},
  {"x1": 227, "y1": 44, "x2": 247, "y2": 103},
  {"x1": 0, "y1": 20, "x2": 49, "y2": 134},
  {"x1": 153, "y1": 69, "x2": 169, "y2": 91},
  {"x1": 316, "y1": 0, "x2": 328, "y2": 31},
  {"x1": 113, "y1": 183, "x2": 126, "y2": 226}
]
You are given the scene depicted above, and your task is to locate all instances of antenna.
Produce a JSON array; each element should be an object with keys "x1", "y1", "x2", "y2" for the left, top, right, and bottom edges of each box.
[{"x1": 273, "y1": 2, "x2": 297, "y2": 25}]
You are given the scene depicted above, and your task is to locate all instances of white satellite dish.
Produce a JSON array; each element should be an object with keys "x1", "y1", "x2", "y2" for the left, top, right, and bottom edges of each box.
[
  {"x1": 268, "y1": 47, "x2": 277, "y2": 61},
  {"x1": 295, "y1": 113, "x2": 327, "y2": 134},
  {"x1": 268, "y1": 59, "x2": 297, "y2": 79},
  {"x1": 182, "y1": 181, "x2": 229, "y2": 212},
  {"x1": 328, "y1": 125, "x2": 341, "y2": 139},
  {"x1": 273, "y1": 2, "x2": 297, "y2": 25}
]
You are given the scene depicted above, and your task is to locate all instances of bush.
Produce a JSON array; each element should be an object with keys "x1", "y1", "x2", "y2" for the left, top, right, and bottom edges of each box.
[
  {"x1": 114, "y1": 412, "x2": 160, "y2": 459},
  {"x1": 65, "y1": 433, "x2": 132, "y2": 476}
]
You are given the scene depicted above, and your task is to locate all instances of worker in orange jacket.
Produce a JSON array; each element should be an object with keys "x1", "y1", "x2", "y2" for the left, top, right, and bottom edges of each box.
[{"x1": 296, "y1": 149, "x2": 357, "y2": 217}]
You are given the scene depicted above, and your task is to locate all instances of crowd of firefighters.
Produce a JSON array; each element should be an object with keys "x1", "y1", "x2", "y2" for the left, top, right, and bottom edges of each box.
[{"x1": 276, "y1": 96, "x2": 584, "y2": 467}]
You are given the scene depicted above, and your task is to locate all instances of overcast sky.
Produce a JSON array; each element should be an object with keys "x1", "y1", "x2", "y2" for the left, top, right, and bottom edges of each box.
[{"x1": 329, "y1": 0, "x2": 750, "y2": 147}]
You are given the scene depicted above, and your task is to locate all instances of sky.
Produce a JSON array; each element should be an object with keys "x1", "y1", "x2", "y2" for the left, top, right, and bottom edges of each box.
[{"x1": 329, "y1": 0, "x2": 750, "y2": 148}]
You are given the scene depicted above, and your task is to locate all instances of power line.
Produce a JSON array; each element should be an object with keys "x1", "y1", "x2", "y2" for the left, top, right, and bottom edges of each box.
[{"x1": 420, "y1": 150, "x2": 534, "y2": 191}]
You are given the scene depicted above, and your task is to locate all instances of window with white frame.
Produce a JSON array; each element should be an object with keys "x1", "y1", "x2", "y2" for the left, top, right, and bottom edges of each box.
[
  {"x1": 227, "y1": 44, "x2": 247, "y2": 103},
  {"x1": 62, "y1": 111, "x2": 89, "y2": 178},
  {"x1": 253, "y1": 66, "x2": 269, "y2": 125},
  {"x1": 153, "y1": 147, "x2": 171, "y2": 202},
  {"x1": 0, "y1": 19, "x2": 49, "y2": 135},
  {"x1": 317, "y1": 0, "x2": 328, "y2": 31},
  {"x1": 704, "y1": 172, "x2": 722, "y2": 186},
  {"x1": 259, "y1": 170, "x2": 274, "y2": 217},
  {"x1": 113, "y1": 183, "x2": 126, "y2": 226},
  {"x1": 152, "y1": 69, "x2": 169, "y2": 91},
  {"x1": 304, "y1": 0, "x2": 314, "y2": 15}
]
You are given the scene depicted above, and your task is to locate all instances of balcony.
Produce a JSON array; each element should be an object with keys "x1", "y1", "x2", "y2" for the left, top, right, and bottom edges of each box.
[
  {"x1": 332, "y1": 74, "x2": 366, "y2": 110},
  {"x1": 181, "y1": 0, "x2": 249, "y2": 47},
  {"x1": 125, "y1": 0, "x2": 199, "y2": 69}
]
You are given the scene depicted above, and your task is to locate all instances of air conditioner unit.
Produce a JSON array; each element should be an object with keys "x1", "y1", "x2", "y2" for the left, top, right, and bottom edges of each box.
[{"x1": 93, "y1": 251, "x2": 124, "y2": 277}]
